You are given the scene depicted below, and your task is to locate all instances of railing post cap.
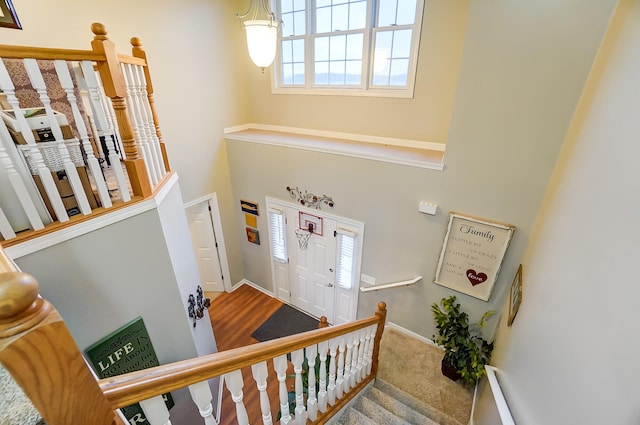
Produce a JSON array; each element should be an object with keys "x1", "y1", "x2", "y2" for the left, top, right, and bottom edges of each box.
[
  {"x1": 377, "y1": 302, "x2": 387, "y2": 312},
  {"x1": 130, "y1": 37, "x2": 142, "y2": 48},
  {"x1": 0, "y1": 272, "x2": 39, "y2": 320},
  {"x1": 91, "y1": 22, "x2": 108, "y2": 38}
]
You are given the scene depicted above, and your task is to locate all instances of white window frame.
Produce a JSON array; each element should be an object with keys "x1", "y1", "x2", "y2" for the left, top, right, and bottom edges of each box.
[
  {"x1": 268, "y1": 207, "x2": 288, "y2": 262},
  {"x1": 335, "y1": 227, "x2": 358, "y2": 290},
  {"x1": 272, "y1": 0, "x2": 425, "y2": 98}
]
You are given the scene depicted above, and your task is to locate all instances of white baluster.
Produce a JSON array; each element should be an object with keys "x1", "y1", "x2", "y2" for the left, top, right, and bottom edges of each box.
[
  {"x1": 327, "y1": 337, "x2": 339, "y2": 406},
  {"x1": 0, "y1": 205, "x2": 16, "y2": 240},
  {"x1": 0, "y1": 124, "x2": 44, "y2": 231},
  {"x1": 366, "y1": 325, "x2": 376, "y2": 376},
  {"x1": 342, "y1": 334, "x2": 354, "y2": 393},
  {"x1": 251, "y1": 361, "x2": 273, "y2": 425},
  {"x1": 357, "y1": 329, "x2": 367, "y2": 382},
  {"x1": 139, "y1": 395, "x2": 172, "y2": 425},
  {"x1": 336, "y1": 335, "x2": 346, "y2": 399},
  {"x1": 54, "y1": 60, "x2": 112, "y2": 209},
  {"x1": 0, "y1": 60, "x2": 68, "y2": 222},
  {"x1": 273, "y1": 354, "x2": 293, "y2": 425},
  {"x1": 291, "y1": 349, "x2": 307, "y2": 424},
  {"x1": 132, "y1": 64, "x2": 164, "y2": 180},
  {"x1": 23, "y1": 58, "x2": 91, "y2": 216},
  {"x1": 79, "y1": 61, "x2": 130, "y2": 202},
  {"x1": 350, "y1": 330, "x2": 361, "y2": 388},
  {"x1": 188, "y1": 381, "x2": 216, "y2": 425},
  {"x1": 305, "y1": 344, "x2": 318, "y2": 421},
  {"x1": 223, "y1": 369, "x2": 249, "y2": 425},
  {"x1": 317, "y1": 340, "x2": 328, "y2": 412},
  {"x1": 122, "y1": 63, "x2": 156, "y2": 185}
]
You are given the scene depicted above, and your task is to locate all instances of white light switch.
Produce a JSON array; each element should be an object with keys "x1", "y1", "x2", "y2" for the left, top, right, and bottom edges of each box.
[
  {"x1": 418, "y1": 201, "x2": 437, "y2": 215},
  {"x1": 360, "y1": 274, "x2": 376, "y2": 285}
]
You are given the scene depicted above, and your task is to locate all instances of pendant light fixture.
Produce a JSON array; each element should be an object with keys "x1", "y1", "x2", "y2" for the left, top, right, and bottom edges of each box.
[{"x1": 236, "y1": 0, "x2": 281, "y2": 73}]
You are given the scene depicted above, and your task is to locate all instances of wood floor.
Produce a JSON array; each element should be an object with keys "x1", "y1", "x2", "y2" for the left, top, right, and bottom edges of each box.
[{"x1": 208, "y1": 284, "x2": 291, "y2": 425}]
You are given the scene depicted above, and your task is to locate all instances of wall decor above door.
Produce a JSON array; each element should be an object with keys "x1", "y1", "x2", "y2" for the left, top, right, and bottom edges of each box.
[{"x1": 286, "y1": 185, "x2": 334, "y2": 209}]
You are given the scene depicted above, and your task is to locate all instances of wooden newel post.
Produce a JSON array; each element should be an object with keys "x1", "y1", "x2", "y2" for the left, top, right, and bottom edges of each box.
[
  {"x1": 90, "y1": 22, "x2": 152, "y2": 198},
  {"x1": 371, "y1": 302, "x2": 387, "y2": 377},
  {"x1": 130, "y1": 37, "x2": 170, "y2": 173},
  {"x1": 318, "y1": 316, "x2": 329, "y2": 328},
  {"x1": 0, "y1": 272, "x2": 124, "y2": 425}
]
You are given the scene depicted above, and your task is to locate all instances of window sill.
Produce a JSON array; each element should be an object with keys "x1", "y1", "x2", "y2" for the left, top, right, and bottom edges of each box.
[{"x1": 223, "y1": 124, "x2": 445, "y2": 171}]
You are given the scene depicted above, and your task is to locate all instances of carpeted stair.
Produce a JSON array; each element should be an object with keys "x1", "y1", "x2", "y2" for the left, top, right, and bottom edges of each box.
[{"x1": 335, "y1": 379, "x2": 463, "y2": 425}]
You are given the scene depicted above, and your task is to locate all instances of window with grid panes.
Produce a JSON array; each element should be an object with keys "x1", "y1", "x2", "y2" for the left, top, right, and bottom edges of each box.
[{"x1": 276, "y1": 0, "x2": 423, "y2": 97}]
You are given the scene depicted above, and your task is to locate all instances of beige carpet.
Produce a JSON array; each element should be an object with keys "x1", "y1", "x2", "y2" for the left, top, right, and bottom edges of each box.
[{"x1": 378, "y1": 327, "x2": 474, "y2": 424}]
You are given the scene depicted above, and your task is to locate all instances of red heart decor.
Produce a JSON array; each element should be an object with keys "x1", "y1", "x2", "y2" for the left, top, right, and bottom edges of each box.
[{"x1": 466, "y1": 269, "x2": 487, "y2": 286}]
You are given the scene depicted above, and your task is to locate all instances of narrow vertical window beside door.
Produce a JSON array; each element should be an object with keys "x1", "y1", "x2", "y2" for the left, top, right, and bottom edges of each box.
[
  {"x1": 336, "y1": 228, "x2": 357, "y2": 289},
  {"x1": 269, "y1": 208, "x2": 288, "y2": 262}
]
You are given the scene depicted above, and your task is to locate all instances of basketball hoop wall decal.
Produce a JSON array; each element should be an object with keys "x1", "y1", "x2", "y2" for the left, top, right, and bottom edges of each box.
[{"x1": 286, "y1": 186, "x2": 334, "y2": 209}]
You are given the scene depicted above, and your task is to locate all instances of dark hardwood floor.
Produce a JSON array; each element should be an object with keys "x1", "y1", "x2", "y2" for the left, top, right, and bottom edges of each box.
[{"x1": 208, "y1": 284, "x2": 291, "y2": 425}]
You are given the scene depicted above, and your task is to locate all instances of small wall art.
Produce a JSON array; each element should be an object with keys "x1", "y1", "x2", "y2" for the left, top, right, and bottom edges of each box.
[
  {"x1": 0, "y1": 1, "x2": 21, "y2": 29},
  {"x1": 434, "y1": 212, "x2": 516, "y2": 301},
  {"x1": 241, "y1": 199, "x2": 259, "y2": 216},
  {"x1": 508, "y1": 264, "x2": 523, "y2": 327},
  {"x1": 246, "y1": 227, "x2": 260, "y2": 245}
]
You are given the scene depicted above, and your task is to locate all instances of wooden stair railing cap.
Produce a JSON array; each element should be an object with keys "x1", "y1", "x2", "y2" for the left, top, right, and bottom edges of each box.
[
  {"x1": 0, "y1": 272, "x2": 52, "y2": 340},
  {"x1": 91, "y1": 22, "x2": 109, "y2": 40}
]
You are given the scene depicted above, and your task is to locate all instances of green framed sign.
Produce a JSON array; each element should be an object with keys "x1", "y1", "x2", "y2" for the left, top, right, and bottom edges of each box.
[{"x1": 85, "y1": 317, "x2": 174, "y2": 424}]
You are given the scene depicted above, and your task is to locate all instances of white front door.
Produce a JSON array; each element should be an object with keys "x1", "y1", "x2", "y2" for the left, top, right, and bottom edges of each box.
[
  {"x1": 187, "y1": 200, "x2": 225, "y2": 292},
  {"x1": 287, "y1": 207, "x2": 337, "y2": 321}
]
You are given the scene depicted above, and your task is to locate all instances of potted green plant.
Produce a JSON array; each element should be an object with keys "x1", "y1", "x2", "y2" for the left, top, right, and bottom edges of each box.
[{"x1": 431, "y1": 295, "x2": 494, "y2": 386}]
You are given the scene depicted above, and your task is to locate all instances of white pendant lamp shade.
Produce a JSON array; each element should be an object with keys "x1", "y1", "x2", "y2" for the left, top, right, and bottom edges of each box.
[{"x1": 244, "y1": 20, "x2": 279, "y2": 69}]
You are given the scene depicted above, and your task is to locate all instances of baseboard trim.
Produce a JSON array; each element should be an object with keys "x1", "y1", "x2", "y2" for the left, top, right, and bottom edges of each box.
[
  {"x1": 385, "y1": 321, "x2": 442, "y2": 350},
  {"x1": 233, "y1": 279, "x2": 275, "y2": 297}
]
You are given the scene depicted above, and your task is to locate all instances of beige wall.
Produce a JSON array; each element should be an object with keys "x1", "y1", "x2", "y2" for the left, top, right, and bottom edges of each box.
[
  {"x1": 245, "y1": 0, "x2": 471, "y2": 143},
  {"x1": 230, "y1": 0, "x2": 616, "y2": 338},
  {"x1": 0, "y1": 0, "x2": 250, "y2": 282},
  {"x1": 474, "y1": 1, "x2": 640, "y2": 423}
]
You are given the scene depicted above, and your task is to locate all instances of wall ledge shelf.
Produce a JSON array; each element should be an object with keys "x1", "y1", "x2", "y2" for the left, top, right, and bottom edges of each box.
[{"x1": 224, "y1": 124, "x2": 445, "y2": 171}]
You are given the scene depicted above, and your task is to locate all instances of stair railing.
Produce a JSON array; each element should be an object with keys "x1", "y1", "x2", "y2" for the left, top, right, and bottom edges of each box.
[
  {"x1": 0, "y1": 242, "x2": 387, "y2": 424},
  {"x1": 0, "y1": 22, "x2": 170, "y2": 245}
]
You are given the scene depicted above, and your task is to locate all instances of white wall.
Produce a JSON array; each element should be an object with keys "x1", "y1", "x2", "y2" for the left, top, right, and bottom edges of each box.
[
  {"x1": 473, "y1": 1, "x2": 640, "y2": 423},
  {"x1": 0, "y1": 0, "x2": 248, "y2": 283},
  {"x1": 230, "y1": 0, "x2": 617, "y2": 339}
]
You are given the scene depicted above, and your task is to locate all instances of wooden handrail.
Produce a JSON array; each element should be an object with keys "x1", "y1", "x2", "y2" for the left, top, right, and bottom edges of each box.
[
  {"x1": 0, "y1": 45, "x2": 103, "y2": 61},
  {"x1": 100, "y1": 303, "x2": 387, "y2": 408},
  {"x1": 117, "y1": 53, "x2": 147, "y2": 66}
]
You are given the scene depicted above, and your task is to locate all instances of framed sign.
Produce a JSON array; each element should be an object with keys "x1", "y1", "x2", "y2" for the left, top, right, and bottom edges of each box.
[
  {"x1": 434, "y1": 213, "x2": 515, "y2": 301},
  {"x1": 508, "y1": 264, "x2": 523, "y2": 326},
  {"x1": 85, "y1": 317, "x2": 174, "y2": 425},
  {"x1": 0, "y1": 1, "x2": 21, "y2": 30}
]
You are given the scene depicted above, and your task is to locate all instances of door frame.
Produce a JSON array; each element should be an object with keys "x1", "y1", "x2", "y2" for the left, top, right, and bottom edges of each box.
[
  {"x1": 266, "y1": 196, "x2": 364, "y2": 323},
  {"x1": 184, "y1": 193, "x2": 232, "y2": 292}
]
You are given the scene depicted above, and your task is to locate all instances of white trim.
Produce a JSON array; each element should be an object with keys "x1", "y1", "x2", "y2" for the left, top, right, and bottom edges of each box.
[
  {"x1": 385, "y1": 321, "x2": 441, "y2": 350},
  {"x1": 6, "y1": 173, "x2": 180, "y2": 259},
  {"x1": 207, "y1": 194, "x2": 232, "y2": 293},
  {"x1": 236, "y1": 279, "x2": 276, "y2": 297},
  {"x1": 485, "y1": 366, "x2": 516, "y2": 425},
  {"x1": 224, "y1": 123, "x2": 445, "y2": 152},
  {"x1": 359, "y1": 276, "x2": 422, "y2": 292}
]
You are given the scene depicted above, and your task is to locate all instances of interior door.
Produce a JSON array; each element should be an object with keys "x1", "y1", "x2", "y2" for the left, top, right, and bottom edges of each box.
[
  {"x1": 287, "y1": 207, "x2": 337, "y2": 322},
  {"x1": 187, "y1": 200, "x2": 225, "y2": 292}
]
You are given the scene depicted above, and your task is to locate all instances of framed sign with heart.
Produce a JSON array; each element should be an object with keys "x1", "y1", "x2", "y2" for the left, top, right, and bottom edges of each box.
[{"x1": 434, "y1": 212, "x2": 515, "y2": 301}]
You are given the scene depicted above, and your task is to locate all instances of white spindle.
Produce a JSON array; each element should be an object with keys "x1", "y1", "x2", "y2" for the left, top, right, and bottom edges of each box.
[
  {"x1": 0, "y1": 205, "x2": 16, "y2": 240},
  {"x1": 80, "y1": 61, "x2": 130, "y2": 202},
  {"x1": 350, "y1": 330, "x2": 362, "y2": 388},
  {"x1": 122, "y1": 63, "x2": 156, "y2": 185},
  {"x1": 251, "y1": 361, "x2": 273, "y2": 425},
  {"x1": 223, "y1": 369, "x2": 249, "y2": 425},
  {"x1": 54, "y1": 60, "x2": 112, "y2": 209},
  {"x1": 0, "y1": 60, "x2": 68, "y2": 222},
  {"x1": 139, "y1": 395, "x2": 172, "y2": 425},
  {"x1": 23, "y1": 58, "x2": 91, "y2": 216},
  {"x1": 305, "y1": 344, "x2": 318, "y2": 421},
  {"x1": 273, "y1": 354, "x2": 293, "y2": 425},
  {"x1": 336, "y1": 335, "x2": 346, "y2": 399},
  {"x1": 342, "y1": 333, "x2": 354, "y2": 393},
  {"x1": 327, "y1": 337, "x2": 339, "y2": 406},
  {"x1": 317, "y1": 340, "x2": 328, "y2": 412},
  {"x1": 0, "y1": 124, "x2": 44, "y2": 231},
  {"x1": 188, "y1": 381, "x2": 216, "y2": 425},
  {"x1": 291, "y1": 349, "x2": 307, "y2": 424},
  {"x1": 357, "y1": 329, "x2": 367, "y2": 382},
  {"x1": 366, "y1": 325, "x2": 376, "y2": 376},
  {"x1": 132, "y1": 64, "x2": 164, "y2": 179}
]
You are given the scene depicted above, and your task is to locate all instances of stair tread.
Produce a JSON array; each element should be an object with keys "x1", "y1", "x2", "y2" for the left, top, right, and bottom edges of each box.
[
  {"x1": 336, "y1": 406, "x2": 379, "y2": 425},
  {"x1": 353, "y1": 395, "x2": 413, "y2": 425},
  {"x1": 374, "y1": 379, "x2": 463, "y2": 425},
  {"x1": 365, "y1": 386, "x2": 439, "y2": 425}
]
